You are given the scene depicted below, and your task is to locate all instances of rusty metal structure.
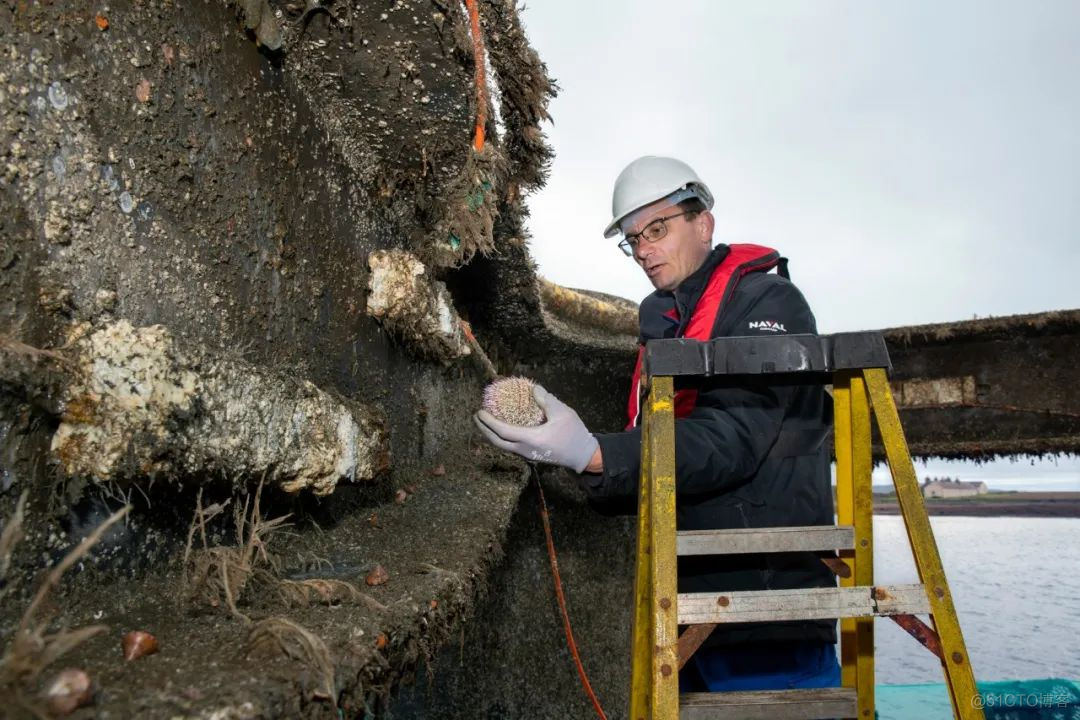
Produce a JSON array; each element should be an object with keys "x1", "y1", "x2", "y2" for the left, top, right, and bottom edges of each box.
[
  {"x1": 881, "y1": 309, "x2": 1080, "y2": 458},
  {"x1": 532, "y1": 295, "x2": 1080, "y2": 460}
]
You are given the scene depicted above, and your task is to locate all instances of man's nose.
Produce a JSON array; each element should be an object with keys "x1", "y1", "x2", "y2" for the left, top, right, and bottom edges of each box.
[{"x1": 635, "y1": 242, "x2": 653, "y2": 263}]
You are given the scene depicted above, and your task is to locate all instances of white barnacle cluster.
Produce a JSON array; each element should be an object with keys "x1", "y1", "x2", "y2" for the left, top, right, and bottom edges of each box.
[
  {"x1": 482, "y1": 377, "x2": 545, "y2": 427},
  {"x1": 51, "y1": 321, "x2": 200, "y2": 479},
  {"x1": 50, "y1": 320, "x2": 388, "y2": 495},
  {"x1": 366, "y1": 249, "x2": 471, "y2": 364}
]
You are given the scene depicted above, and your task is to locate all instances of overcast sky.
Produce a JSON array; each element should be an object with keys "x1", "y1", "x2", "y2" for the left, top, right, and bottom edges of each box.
[
  {"x1": 515, "y1": 2, "x2": 1079, "y2": 485},
  {"x1": 517, "y1": 1, "x2": 1079, "y2": 333}
]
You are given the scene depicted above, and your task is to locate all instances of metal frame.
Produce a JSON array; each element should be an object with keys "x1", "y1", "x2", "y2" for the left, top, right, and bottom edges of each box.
[{"x1": 629, "y1": 334, "x2": 983, "y2": 720}]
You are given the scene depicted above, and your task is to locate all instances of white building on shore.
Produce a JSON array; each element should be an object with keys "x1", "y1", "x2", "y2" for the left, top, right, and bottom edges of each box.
[{"x1": 922, "y1": 478, "x2": 989, "y2": 498}]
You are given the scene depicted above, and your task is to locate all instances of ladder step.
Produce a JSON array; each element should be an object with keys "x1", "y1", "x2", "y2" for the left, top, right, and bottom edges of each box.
[
  {"x1": 680, "y1": 687, "x2": 857, "y2": 720},
  {"x1": 677, "y1": 525, "x2": 854, "y2": 556},
  {"x1": 678, "y1": 584, "x2": 930, "y2": 624}
]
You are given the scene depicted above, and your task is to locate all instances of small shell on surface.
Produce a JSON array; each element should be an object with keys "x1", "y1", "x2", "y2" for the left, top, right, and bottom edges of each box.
[
  {"x1": 122, "y1": 630, "x2": 160, "y2": 661},
  {"x1": 44, "y1": 668, "x2": 93, "y2": 715}
]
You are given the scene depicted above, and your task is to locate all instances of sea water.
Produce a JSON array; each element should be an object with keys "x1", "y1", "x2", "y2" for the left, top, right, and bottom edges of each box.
[{"x1": 872, "y1": 515, "x2": 1080, "y2": 684}]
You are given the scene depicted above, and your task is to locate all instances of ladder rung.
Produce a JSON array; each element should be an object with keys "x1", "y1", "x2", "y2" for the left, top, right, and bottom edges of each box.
[
  {"x1": 680, "y1": 687, "x2": 857, "y2": 720},
  {"x1": 677, "y1": 525, "x2": 854, "y2": 556},
  {"x1": 678, "y1": 584, "x2": 930, "y2": 624}
]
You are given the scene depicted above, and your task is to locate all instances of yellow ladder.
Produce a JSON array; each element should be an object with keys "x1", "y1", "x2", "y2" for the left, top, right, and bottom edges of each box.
[{"x1": 630, "y1": 333, "x2": 983, "y2": 720}]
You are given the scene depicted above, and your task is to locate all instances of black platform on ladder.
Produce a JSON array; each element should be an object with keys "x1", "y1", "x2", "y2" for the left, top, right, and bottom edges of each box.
[{"x1": 641, "y1": 332, "x2": 892, "y2": 379}]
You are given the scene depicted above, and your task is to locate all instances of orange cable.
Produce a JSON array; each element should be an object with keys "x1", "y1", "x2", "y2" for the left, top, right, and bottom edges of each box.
[
  {"x1": 534, "y1": 471, "x2": 609, "y2": 720},
  {"x1": 464, "y1": 0, "x2": 487, "y2": 151}
]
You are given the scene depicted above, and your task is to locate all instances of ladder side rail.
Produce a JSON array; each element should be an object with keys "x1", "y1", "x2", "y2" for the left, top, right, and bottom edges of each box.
[
  {"x1": 833, "y1": 374, "x2": 858, "y2": 691},
  {"x1": 630, "y1": 382, "x2": 655, "y2": 720},
  {"x1": 864, "y1": 368, "x2": 984, "y2": 720},
  {"x1": 647, "y1": 376, "x2": 680, "y2": 720},
  {"x1": 851, "y1": 373, "x2": 875, "y2": 719}
]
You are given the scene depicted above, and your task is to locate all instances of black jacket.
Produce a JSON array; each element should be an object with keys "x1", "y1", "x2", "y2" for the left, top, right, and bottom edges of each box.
[{"x1": 584, "y1": 245, "x2": 837, "y2": 647}]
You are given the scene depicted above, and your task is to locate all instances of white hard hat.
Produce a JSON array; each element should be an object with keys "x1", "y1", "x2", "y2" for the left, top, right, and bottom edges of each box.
[{"x1": 603, "y1": 156, "x2": 715, "y2": 238}]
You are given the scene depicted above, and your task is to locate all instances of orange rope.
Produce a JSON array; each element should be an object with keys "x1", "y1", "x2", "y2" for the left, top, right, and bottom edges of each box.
[
  {"x1": 534, "y1": 471, "x2": 609, "y2": 720},
  {"x1": 464, "y1": 0, "x2": 487, "y2": 151}
]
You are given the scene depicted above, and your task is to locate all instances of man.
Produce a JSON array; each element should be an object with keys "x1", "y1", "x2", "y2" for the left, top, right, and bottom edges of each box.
[{"x1": 474, "y1": 156, "x2": 839, "y2": 692}]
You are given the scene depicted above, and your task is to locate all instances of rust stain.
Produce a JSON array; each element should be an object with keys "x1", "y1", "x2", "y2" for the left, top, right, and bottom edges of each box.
[{"x1": 62, "y1": 393, "x2": 99, "y2": 424}]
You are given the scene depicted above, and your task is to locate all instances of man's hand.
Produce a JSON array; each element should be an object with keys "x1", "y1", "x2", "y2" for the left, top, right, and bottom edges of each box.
[{"x1": 474, "y1": 385, "x2": 600, "y2": 474}]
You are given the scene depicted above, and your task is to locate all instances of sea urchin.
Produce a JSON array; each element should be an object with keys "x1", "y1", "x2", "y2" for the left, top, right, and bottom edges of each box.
[{"x1": 482, "y1": 377, "x2": 545, "y2": 427}]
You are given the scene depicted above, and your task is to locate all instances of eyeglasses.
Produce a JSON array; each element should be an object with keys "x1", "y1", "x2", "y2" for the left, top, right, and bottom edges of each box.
[{"x1": 617, "y1": 211, "x2": 692, "y2": 257}]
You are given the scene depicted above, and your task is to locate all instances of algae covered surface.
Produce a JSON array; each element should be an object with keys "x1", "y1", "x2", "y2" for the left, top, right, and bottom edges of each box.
[
  {"x1": 0, "y1": 0, "x2": 594, "y2": 715},
  {"x1": 9, "y1": 454, "x2": 527, "y2": 718}
]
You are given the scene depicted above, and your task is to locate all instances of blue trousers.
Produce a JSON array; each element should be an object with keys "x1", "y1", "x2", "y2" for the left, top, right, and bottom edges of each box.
[{"x1": 679, "y1": 640, "x2": 842, "y2": 692}]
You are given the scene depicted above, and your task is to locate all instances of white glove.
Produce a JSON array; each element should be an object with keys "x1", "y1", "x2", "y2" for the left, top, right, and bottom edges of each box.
[{"x1": 474, "y1": 385, "x2": 599, "y2": 473}]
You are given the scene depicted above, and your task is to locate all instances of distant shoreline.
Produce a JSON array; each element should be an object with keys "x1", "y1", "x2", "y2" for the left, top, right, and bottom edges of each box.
[{"x1": 871, "y1": 491, "x2": 1080, "y2": 518}]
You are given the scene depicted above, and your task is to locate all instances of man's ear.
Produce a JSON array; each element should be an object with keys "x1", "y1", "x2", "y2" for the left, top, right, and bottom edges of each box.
[{"x1": 699, "y1": 211, "x2": 715, "y2": 246}]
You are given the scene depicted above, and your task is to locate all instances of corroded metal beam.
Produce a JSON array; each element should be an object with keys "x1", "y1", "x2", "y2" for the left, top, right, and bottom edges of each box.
[
  {"x1": 537, "y1": 283, "x2": 1078, "y2": 458},
  {"x1": 881, "y1": 309, "x2": 1080, "y2": 458}
]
